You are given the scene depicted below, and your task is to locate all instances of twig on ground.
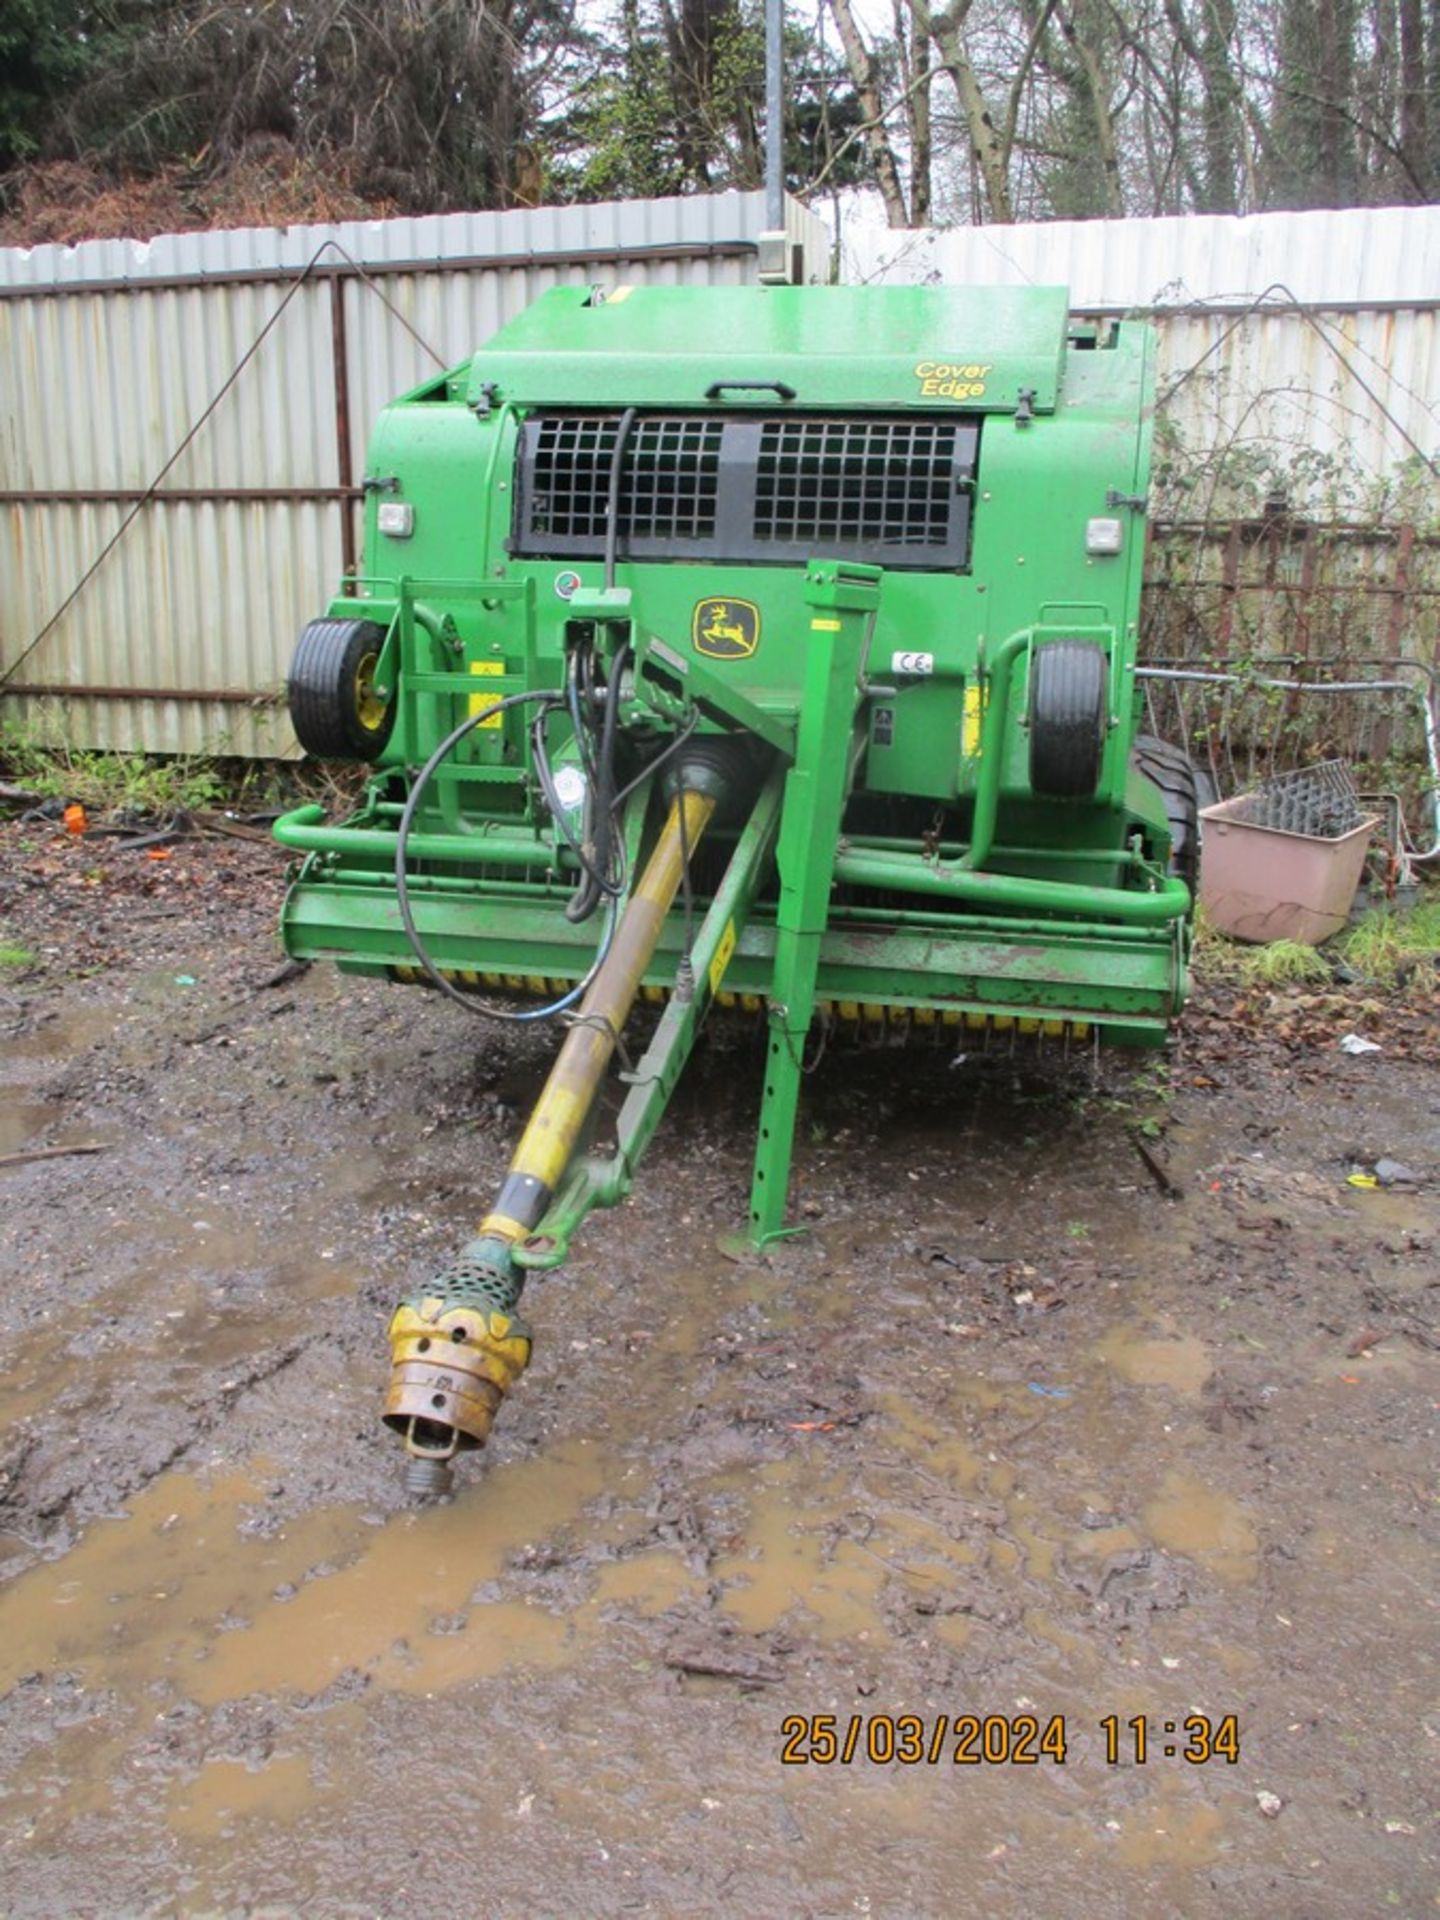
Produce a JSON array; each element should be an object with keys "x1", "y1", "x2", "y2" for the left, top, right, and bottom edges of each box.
[
  {"x1": 1131, "y1": 1132, "x2": 1184, "y2": 1199},
  {"x1": 0, "y1": 1141, "x2": 109, "y2": 1170}
]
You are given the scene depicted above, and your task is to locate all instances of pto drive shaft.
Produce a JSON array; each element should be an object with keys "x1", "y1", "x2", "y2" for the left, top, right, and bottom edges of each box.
[{"x1": 383, "y1": 779, "x2": 718, "y2": 1494}]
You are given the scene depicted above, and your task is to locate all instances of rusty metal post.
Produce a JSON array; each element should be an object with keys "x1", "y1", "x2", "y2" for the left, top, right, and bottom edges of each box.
[{"x1": 330, "y1": 277, "x2": 357, "y2": 580}]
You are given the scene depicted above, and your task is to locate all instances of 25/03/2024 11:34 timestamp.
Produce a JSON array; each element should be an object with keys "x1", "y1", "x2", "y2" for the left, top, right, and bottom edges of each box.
[{"x1": 779, "y1": 1713, "x2": 1241, "y2": 1767}]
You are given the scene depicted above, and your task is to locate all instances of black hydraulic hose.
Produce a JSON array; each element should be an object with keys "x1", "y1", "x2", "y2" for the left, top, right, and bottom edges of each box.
[
  {"x1": 531, "y1": 699, "x2": 625, "y2": 899},
  {"x1": 603, "y1": 405, "x2": 638, "y2": 592},
  {"x1": 610, "y1": 709, "x2": 702, "y2": 814},
  {"x1": 564, "y1": 646, "x2": 605, "y2": 925},
  {"x1": 394, "y1": 689, "x2": 616, "y2": 1023},
  {"x1": 570, "y1": 406, "x2": 634, "y2": 925},
  {"x1": 599, "y1": 640, "x2": 629, "y2": 782},
  {"x1": 569, "y1": 645, "x2": 601, "y2": 784},
  {"x1": 590, "y1": 638, "x2": 630, "y2": 887},
  {"x1": 564, "y1": 638, "x2": 632, "y2": 925},
  {"x1": 559, "y1": 409, "x2": 635, "y2": 925}
]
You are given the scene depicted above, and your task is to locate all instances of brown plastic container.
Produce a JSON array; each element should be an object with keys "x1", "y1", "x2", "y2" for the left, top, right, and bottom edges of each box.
[{"x1": 1199, "y1": 799, "x2": 1378, "y2": 945}]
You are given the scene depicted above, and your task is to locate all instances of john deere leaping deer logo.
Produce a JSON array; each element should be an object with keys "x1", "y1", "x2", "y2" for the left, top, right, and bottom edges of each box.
[{"x1": 693, "y1": 597, "x2": 760, "y2": 661}]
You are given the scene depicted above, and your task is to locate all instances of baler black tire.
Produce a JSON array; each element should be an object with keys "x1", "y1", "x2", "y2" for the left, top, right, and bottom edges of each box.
[
  {"x1": 1029, "y1": 641, "x2": 1107, "y2": 799},
  {"x1": 287, "y1": 617, "x2": 395, "y2": 760},
  {"x1": 1132, "y1": 733, "x2": 1201, "y2": 898}
]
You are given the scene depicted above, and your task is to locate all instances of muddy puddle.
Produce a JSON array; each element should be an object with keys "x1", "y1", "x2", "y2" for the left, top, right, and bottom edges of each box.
[
  {"x1": 0, "y1": 1444, "x2": 612, "y2": 1706},
  {"x1": 1094, "y1": 1323, "x2": 1212, "y2": 1397},
  {"x1": 0, "y1": 1099, "x2": 66, "y2": 1156},
  {"x1": 2, "y1": 882, "x2": 1437, "y2": 1914}
]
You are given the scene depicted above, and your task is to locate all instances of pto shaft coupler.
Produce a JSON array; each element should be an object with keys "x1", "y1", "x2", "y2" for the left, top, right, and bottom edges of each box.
[{"x1": 384, "y1": 762, "x2": 728, "y2": 1494}]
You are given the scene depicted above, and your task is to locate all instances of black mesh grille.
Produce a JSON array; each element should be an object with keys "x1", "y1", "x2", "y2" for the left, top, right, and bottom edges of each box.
[
  {"x1": 755, "y1": 420, "x2": 957, "y2": 548},
  {"x1": 512, "y1": 410, "x2": 978, "y2": 568},
  {"x1": 524, "y1": 415, "x2": 722, "y2": 544}
]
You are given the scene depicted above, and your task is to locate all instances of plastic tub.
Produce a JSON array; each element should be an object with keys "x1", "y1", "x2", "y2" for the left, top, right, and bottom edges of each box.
[{"x1": 1199, "y1": 799, "x2": 1377, "y2": 944}]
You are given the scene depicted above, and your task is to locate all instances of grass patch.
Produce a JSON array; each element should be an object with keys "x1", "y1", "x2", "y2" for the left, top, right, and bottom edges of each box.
[
  {"x1": 0, "y1": 944, "x2": 36, "y2": 969},
  {"x1": 1333, "y1": 898, "x2": 1440, "y2": 983},
  {"x1": 1194, "y1": 893, "x2": 1440, "y2": 990},
  {"x1": 1235, "y1": 938, "x2": 1334, "y2": 985},
  {"x1": 2, "y1": 710, "x2": 353, "y2": 824},
  {"x1": 0, "y1": 707, "x2": 236, "y2": 820},
  {"x1": 1, "y1": 736, "x2": 226, "y2": 818}
]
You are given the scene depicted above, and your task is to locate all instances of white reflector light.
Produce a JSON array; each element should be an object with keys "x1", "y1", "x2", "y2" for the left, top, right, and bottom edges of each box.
[
  {"x1": 378, "y1": 501, "x2": 415, "y2": 539},
  {"x1": 1086, "y1": 516, "x2": 1123, "y2": 555}
]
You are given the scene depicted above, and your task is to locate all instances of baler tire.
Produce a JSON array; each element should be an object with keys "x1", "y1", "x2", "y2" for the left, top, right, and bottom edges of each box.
[
  {"x1": 1029, "y1": 641, "x2": 1107, "y2": 799},
  {"x1": 287, "y1": 618, "x2": 395, "y2": 760},
  {"x1": 1132, "y1": 733, "x2": 1201, "y2": 898}
]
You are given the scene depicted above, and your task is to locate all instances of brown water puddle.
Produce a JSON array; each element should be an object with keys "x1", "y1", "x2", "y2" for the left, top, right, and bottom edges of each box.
[
  {"x1": 591, "y1": 1551, "x2": 702, "y2": 1616},
  {"x1": 167, "y1": 1752, "x2": 321, "y2": 1841},
  {"x1": 0, "y1": 1442, "x2": 617, "y2": 1708},
  {"x1": 1143, "y1": 1470, "x2": 1259, "y2": 1584},
  {"x1": 710, "y1": 1459, "x2": 902, "y2": 1643},
  {"x1": 873, "y1": 1390, "x2": 988, "y2": 1486},
  {"x1": 705, "y1": 1383, "x2": 1012, "y2": 1645},
  {"x1": 710, "y1": 1461, "x2": 894, "y2": 1643},
  {"x1": 2, "y1": 1005, "x2": 117, "y2": 1062},
  {"x1": 0, "y1": 1099, "x2": 67, "y2": 1155},
  {"x1": 1, "y1": 1388, "x2": 1038, "y2": 1716},
  {"x1": 1095, "y1": 1324, "x2": 1212, "y2": 1397}
]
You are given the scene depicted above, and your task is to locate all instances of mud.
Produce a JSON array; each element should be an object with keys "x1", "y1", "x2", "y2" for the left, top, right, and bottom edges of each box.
[{"x1": 1, "y1": 821, "x2": 1437, "y2": 1917}]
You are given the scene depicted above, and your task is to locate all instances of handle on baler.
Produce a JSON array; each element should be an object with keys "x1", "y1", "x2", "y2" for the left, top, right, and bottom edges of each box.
[{"x1": 704, "y1": 380, "x2": 796, "y2": 401}]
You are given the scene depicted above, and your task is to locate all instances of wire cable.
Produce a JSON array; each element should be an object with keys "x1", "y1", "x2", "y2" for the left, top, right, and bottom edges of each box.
[
  {"x1": 1156, "y1": 282, "x2": 1438, "y2": 479},
  {"x1": 603, "y1": 407, "x2": 638, "y2": 592},
  {"x1": 394, "y1": 690, "x2": 616, "y2": 1023},
  {"x1": 610, "y1": 709, "x2": 702, "y2": 815},
  {"x1": 530, "y1": 696, "x2": 626, "y2": 899}
]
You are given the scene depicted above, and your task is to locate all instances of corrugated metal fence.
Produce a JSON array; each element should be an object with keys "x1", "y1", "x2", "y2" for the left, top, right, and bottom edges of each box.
[
  {"x1": 4, "y1": 197, "x2": 1435, "y2": 758},
  {"x1": 846, "y1": 206, "x2": 1440, "y2": 695},
  {"x1": 0, "y1": 191, "x2": 830, "y2": 756},
  {"x1": 844, "y1": 206, "x2": 1440, "y2": 496}
]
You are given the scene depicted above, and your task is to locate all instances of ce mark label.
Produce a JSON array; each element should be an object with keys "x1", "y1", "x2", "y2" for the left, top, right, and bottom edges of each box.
[{"x1": 890, "y1": 650, "x2": 934, "y2": 676}]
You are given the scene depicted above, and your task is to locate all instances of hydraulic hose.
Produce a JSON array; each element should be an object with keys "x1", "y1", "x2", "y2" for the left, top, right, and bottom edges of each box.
[
  {"x1": 564, "y1": 640, "x2": 631, "y2": 925},
  {"x1": 603, "y1": 406, "x2": 638, "y2": 592},
  {"x1": 394, "y1": 689, "x2": 616, "y2": 1024}
]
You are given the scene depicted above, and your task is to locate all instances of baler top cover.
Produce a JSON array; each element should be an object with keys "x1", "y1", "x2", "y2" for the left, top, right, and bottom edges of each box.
[{"x1": 464, "y1": 282, "x2": 1069, "y2": 411}]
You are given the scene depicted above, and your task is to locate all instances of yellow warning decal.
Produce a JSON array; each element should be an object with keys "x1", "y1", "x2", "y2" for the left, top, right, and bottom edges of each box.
[
  {"x1": 810, "y1": 617, "x2": 842, "y2": 632},
  {"x1": 693, "y1": 597, "x2": 760, "y2": 660},
  {"x1": 469, "y1": 658, "x2": 504, "y2": 727},
  {"x1": 963, "y1": 681, "x2": 988, "y2": 757},
  {"x1": 709, "y1": 917, "x2": 737, "y2": 995},
  {"x1": 914, "y1": 360, "x2": 992, "y2": 401}
]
